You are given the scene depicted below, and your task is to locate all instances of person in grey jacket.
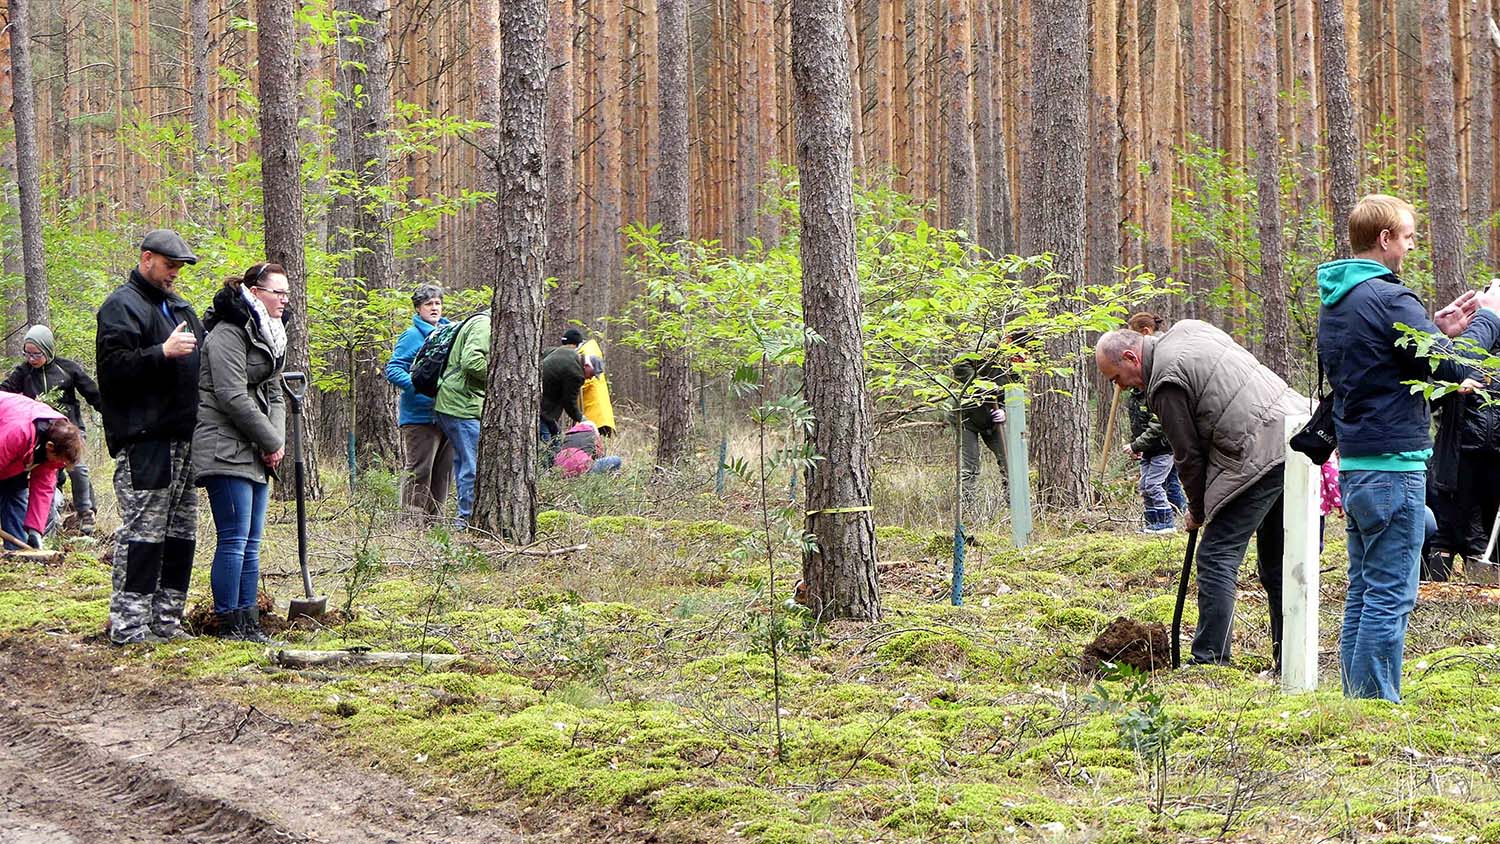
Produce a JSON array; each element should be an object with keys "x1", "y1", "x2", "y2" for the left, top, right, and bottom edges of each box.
[
  {"x1": 193, "y1": 263, "x2": 288, "y2": 643},
  {"x1": 1097, "y1": 321, "x2": 1306, "y2": 668}
]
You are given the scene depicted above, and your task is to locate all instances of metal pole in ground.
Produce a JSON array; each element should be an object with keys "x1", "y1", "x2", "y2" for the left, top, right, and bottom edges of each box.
[{"x1": 1281, "y1": 413, "x2": 1321, "y2": 693}]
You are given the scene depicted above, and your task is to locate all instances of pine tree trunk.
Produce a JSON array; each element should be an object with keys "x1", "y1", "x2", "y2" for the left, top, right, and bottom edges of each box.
[
  {"x1": 1423, "y1": 1, "x2": 1468, "y2": 306},
  {"x1": 1087, "y1": 0, "x2": 1120, "y2": 286},
  {"x1": 473, "y1": 0, "x2": 547, "y2": 542},
  {"x1": 1293, "y1": 0, "x2": 1320, "y2": 211},
  {"x1": 543, "y1": 0, "x2": 578, "y2": 339},
  {"x1": 1469, "y1": 0, "x2": 1493, "y2": 263},
  {"x1": 343, "y1": 0, "x2": 400, "y2": 468},
  {"x1": 941, "y1": 0, "x2": 975, "y2": 234},
  {"x1": 990, "y1": 9, "x2": 1015, "y2": 253},
  {"x1": 791, "y1": 0, "x2": 880, "y2": 622},
  {"x1": 9, "y1": 0, "x2": 48, "y2": 328},
  {"x1": 190, "y1": 0, "x2": 212, "y2": 162},
  {"x1": 473, "y1": 0, "x2": 501, "y2": 287},
  {"x1": 1022, "y1": 0, "x2": 1090, "y2": 510},
  {"x1": 257, "y1": 0, "x2": 322, "y2": 498},
  {"x1": 590, "y1": 4, "x2": 622, "y2": 320},
  {"x1": 1250, "y1": 0, "x2": 1290, "y2": 378},
  {"x1": 1145, "y1": 0, "x2": 1178, "y2": 276},
  {"x1": 655, "y1": 0, "x2": 693, "y2": 468},
  {"x1": 0, "y1": 20, "x2": 25, "y2": 355},
  {"x1": 973, "y1": 0, "x2": 998, "y2": 251},
  {"x1": 1319, "y1": 0, "x2": 1360, "y2": 259},
  {"x1": 1120, "y1": 0, "x2": 1144, "y2": 266}
]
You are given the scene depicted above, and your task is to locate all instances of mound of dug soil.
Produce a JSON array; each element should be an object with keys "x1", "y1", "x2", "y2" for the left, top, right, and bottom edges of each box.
[
  {"x1": 1081, "y1": 616, "x2": 1171, "y2": 675},
  {"x1": 185, "y1": 591, "x2": 288, "y2": 636}
]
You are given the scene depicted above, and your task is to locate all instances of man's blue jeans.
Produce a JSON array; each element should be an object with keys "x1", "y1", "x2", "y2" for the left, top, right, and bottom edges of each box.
[
  {"x1": 202, "y1": 475, "x2": 269, "y2": 614},
  {"x1": 1340, "y1": 469, "x2": 1425, "y2": 702},
  {"x1": 436, "y1": 412, "x2": 481, "y2": 522}
]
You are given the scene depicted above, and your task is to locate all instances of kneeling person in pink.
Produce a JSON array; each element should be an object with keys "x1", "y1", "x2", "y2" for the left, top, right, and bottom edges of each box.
[
  {"x1": 553, "y1": 422, "x2": 623, "y2": 477},
  {"x1": 0, "y1": 393, "x2": 83, "y2": 549}
]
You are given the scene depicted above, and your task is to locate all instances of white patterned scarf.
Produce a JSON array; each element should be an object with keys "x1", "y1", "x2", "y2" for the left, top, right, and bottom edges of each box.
[{"x1": 240, "y1": 283, "x2": 288, "y2": 360}]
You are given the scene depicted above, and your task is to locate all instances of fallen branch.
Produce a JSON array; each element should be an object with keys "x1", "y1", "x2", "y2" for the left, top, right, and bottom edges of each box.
[{"x1": 267, "y1": 648, "x2": 461, "y2": 670}]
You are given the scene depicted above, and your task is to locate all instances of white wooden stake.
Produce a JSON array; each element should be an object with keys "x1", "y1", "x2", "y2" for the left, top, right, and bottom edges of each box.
[
  {"x1": 1004, "y1": 385, "x2": 1032, "y2": 549},
  {"x1": 1282, "y1": 414, "x2": 1322, "y2": 693}
]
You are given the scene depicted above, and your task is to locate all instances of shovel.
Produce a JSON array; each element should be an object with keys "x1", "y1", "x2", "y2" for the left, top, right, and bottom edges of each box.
[
  {"x1": 1171, "y1": 528, "x2": 1199, "y2": 669},
  {"x1": 282, "y1": 372, "x2": 328, "y2": 622},
  {"x1": 1475, "y1": 506, "x2": 1500, "y2": 586}
]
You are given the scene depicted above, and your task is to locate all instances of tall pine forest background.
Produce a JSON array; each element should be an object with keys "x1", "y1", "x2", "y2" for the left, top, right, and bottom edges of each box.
[{"x1": 0, "y1": 0, "x2": 1495, "y2": 510}]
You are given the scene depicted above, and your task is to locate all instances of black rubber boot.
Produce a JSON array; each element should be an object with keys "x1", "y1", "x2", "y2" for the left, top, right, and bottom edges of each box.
[
  {"x1": 238, "y1": 607, "x2": 276, "y2": 645},
  {"x1": 1422, "y1": 549, "x2": 1455, "y2": 582}
]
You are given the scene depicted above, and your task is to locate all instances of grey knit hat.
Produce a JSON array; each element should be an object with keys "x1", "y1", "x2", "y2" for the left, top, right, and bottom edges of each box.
[{"x1": 22, "y1": 325, "x2": 55, "y2": 362}]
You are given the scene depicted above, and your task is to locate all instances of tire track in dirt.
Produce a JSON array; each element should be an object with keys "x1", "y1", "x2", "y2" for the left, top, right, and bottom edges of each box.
[{"x1": 0, "y1": 709, "x2": 306, "y2": 844}]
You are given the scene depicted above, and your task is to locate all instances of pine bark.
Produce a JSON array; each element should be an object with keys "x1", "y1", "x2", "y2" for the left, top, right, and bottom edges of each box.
[
  {"x1": 343, "y1": 0, "x2": 400, "y2": 467},
  {"x1": 190, "y1": 0, "x2": 212, "y2": 161},
  {"x1": 0, "y1": 19, "x2": 24, "y2": 355},
  {"x1": 655, "y1": 0, "x2": 692, "y2": 467},
  {"x1": 791, "y1": 0, "x2": 880, "y2": 621},
  {"x1": 8, "y1": 0, "x2": 48, "y2": 328},
  {"x1": 1422, "y1": 1, "x2": 1468, "y2": 306},
  {"x1": 1319, "y1": 0, "x2": 1360, "y2": 258},
  {"x1": 941, "y1": 0, "x2": 976, "y2": 235},
  {"x1": 257, "y1": 0, "x2": 321, "y2": 498},
  {"x1": 473, "y1": 0, "x2": 502, "y2": 286},
  {"x1": 1293, "y1": 0, "x2": 1320, "y2": 209},
  {"x1": 1469, "y1": 0, "x2": 1493, "y2": 263},
  {"x1": 543, "y1": 0, "x2": 578, "y2": 338},
  {"x1": 1144, "y1": 0, "x2": 1178, "y2": 275},
  {"x1": 1250, "y1": 0, "x2": 1289, "y2": 378},
  {"x1": 473, "y1": 0, "x2": 548, "y2": 542},
  {"x1": 1087, "y1": 0, "x2": 1120, "y2": 286},
  {"x1": 1120, "y1": 0, "x2": 1144, "y2": 266},
  {"x1": 973, "y1": 0, "x2": 999, "y2": 251},
  {"x1": 1022, "y1": 0, "x2": 1090, "y2": 508}
]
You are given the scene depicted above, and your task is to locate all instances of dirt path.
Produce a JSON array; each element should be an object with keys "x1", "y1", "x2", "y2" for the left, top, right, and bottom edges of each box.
[{"x1": 0, "y1": 638, "x2": 572, "y2": 844}]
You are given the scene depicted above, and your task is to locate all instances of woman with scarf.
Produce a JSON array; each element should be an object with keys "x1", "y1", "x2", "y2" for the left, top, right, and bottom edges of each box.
[{"x1": 193, "y1": 262, "x2": 288, "y2": 642}]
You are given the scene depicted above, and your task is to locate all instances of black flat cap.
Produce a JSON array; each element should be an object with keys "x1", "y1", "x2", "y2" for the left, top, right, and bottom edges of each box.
[{"x1": 139, "y1": 229, "x2": 198, "y2": 264}]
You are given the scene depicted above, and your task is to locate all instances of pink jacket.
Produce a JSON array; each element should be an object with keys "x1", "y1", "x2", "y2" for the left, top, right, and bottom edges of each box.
[
  {"x1": 1320, "y1": 453, "x2": 1343, "y2": 517},
  {"x1": 0, "y1": 393, "x2": 66, "y2": 533}
]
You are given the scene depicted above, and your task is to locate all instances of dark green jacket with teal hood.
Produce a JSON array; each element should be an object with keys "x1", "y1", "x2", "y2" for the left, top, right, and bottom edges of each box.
[{"x1": 1315, "y1": 258, "x2": 1500, "y2": 462}]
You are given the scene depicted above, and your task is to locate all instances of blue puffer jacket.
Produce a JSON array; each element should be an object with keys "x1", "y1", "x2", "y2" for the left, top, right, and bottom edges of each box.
[
  {"x1": 1316, "y1": 258, "x2": 1500, "y2": 459},
  {"x1": 384, "y1": 314, "x2": 451, "y2": 426}
]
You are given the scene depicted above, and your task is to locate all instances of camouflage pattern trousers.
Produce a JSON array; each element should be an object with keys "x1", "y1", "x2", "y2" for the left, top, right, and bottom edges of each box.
[{"x1": 109, "y1": 440, "x2": 197, "y2": 644}]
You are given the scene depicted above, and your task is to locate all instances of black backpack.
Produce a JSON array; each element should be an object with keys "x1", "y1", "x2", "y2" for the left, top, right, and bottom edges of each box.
[{"x1": 410, "y1": 314, "x2": 480, "y2": 398}]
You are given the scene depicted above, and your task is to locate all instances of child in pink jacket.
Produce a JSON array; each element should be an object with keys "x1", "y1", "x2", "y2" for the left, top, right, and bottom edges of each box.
[{"x1": 0, "y1": 392, "x2": 83, "y2": 549}]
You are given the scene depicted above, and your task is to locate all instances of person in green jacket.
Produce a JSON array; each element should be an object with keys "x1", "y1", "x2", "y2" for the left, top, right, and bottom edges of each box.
[{"x1": 433, "y1": 311, "x2": 490, "y2": 528}]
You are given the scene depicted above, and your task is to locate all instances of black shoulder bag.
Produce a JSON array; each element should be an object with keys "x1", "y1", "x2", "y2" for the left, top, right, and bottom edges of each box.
[{"x1": 1289, "y1": 360, "x2": 1337, "y2": 465}]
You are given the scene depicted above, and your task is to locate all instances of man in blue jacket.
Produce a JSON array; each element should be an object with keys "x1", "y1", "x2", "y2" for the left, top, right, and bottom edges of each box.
[
  {"x1": 1317, "y1": 194, "x2": 1500, "y2": 702},
  {"x1": 385, "y1": 284, "x2": 452, "y2": 518}
]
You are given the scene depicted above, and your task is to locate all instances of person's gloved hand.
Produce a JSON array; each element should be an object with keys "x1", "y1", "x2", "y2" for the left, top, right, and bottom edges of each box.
[
  {"x1": 989, "y1": 407, "x2": 1006, "y2": 426},
  {"x1": 25, "y1": 529, "x2": 43, "y2": 550}
]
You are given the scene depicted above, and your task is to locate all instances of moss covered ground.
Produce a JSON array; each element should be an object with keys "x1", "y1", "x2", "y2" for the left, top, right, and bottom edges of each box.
[{"x1": 3, "y1": 438, "x2": 1499, "y2": 844}]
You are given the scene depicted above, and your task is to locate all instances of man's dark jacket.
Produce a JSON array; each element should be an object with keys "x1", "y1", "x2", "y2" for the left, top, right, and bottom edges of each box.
[
  {"x1": 1316, "y1": 259, "x2": 1500, "y2": 459},
  {"x1": 540, "y1": 346, "x2": 585, "y2": 426},
  {"x1": 0, "y1": 358, "x2": 102, "y2": 430},
  {"x1": 95, "y1": 269, "x2": 205, "y2": 456}
]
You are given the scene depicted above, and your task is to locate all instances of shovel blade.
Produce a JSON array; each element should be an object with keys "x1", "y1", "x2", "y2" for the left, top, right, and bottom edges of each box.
[{"x1": 287, "y1": 595, "x2": 329, "y2": 622}]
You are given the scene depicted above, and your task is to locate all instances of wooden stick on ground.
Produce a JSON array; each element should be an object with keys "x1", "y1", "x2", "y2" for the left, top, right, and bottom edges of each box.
[{"x1": 267, "y1": 649, "x2": 462, "y2": 670}]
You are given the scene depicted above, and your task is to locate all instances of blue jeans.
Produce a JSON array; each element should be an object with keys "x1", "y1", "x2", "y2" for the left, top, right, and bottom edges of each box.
[
  {"x1": 591, "y1": 455, "x2": 623, "y2": 474},
  {"x1": 203, "y1": 475, "x2": 269, "y2": 614},
  {"x1": 0, "y1": 472, "x2": 28, "y2": 549},
  {"x1": 1139, "y1": 453, "x2": 1186, "y2": 524},
  {"x1": 1340, "y1": 469, "x2": 1425, "y2": 702},
  {"x1": 436, "y1": 412, "x2": 481, "y2": 521}
]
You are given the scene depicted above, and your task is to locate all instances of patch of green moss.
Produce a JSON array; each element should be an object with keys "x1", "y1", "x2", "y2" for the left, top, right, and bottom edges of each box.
[
  {"x1": 536, "y1": 509, "x2": 581, "y2": 535},
  {"x1": 876, "y1": 630, "x2": 1001, "y2": 670},
  {"x1": 1045, "y1": 606, "x2": 1110, "y2": 633},
  {"x1": 1130, "y1": 593, "x2": 1196, "y2": 626},
  {"x1": 651, "y1": 784, "x2": 769, "y2": 818},
  {"x1": 662, "y1": 519, "x2": 752, "y2": 544},
  {"x1": 0, "y1": 589, "x2": 108, "y2": 633},
  {"x1": 583, "y1": 515, "x2": 652, "y2": 535},
  {"x1": 438, "y1": 607, "x2": 535, "y2": 635}
]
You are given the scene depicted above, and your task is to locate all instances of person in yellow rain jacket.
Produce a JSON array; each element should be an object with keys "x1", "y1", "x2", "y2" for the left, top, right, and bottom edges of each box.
[{"x1": 577, "y1": 336, "x2": 615, "y2": 436}]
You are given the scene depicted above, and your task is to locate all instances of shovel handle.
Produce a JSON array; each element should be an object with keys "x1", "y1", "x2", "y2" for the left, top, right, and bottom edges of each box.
[
  {"x1": 1171, "y1": 528, "x2": 1199, "y2": 669},
  {"x1": 282, "y1": 372, "x2": 307, "y2": 410}
]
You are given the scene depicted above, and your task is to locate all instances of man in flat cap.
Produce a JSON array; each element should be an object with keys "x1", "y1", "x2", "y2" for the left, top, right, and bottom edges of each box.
[{"x1": 96, "y1": 229, "x2": 205, "y2": 645}]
